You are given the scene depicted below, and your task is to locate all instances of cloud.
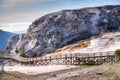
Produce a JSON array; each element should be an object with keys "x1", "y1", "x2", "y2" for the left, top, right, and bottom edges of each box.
[
  {"x1": 0, "y1": 0, "x2": 119, "y2": 23},
  {"x1": 0, "y1": 22, "x2": 30, "y2": 32},
  {"x1": 0, "y1": 0, "x2": 61, "y2": 22},
  {"x1": 1, "y1": 0, "x2": 59, "y2": 8},
  {"x1": 0, "y1": 7, "x2": 62, "y2": 23}
]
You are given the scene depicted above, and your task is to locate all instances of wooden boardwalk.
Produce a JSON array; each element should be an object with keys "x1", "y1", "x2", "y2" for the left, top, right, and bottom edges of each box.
[{"x1": 0, "y1": 51, "x2": 119, "y2": 66}]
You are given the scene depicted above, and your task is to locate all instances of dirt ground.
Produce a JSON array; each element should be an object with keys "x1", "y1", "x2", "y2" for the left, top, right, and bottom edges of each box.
[{"x1": 0, "y1": 63, "x2": 120, "y2": 80}]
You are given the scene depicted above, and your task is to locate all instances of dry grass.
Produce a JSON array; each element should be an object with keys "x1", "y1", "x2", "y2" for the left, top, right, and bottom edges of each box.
[{"x1": 47, "y1": 63, "x2": 120, "y2": 80}]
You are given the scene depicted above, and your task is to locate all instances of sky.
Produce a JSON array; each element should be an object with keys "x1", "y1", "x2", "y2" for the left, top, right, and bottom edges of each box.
[{"x1": 0, "y1": 0, "x2": 120, "y2": 23}]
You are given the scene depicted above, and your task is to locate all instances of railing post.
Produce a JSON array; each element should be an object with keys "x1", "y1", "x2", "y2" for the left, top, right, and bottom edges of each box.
[
  {"x1": 107, "y1": 52, "x2": 109, "y2": 63},
  {"x1": 29, "y1": 57, "x2": 31, "y2": 67},
  {"x1": 60, "y1": 54, "x2": 62, "y2": 65},
  {"x1": 78, "y1": 54, "x2": 80, "y2": 65},
  {"x1": 70, "y1": 53, "x2": 72, "y2": 65},
  {"x1": 75, "y1": 53, "x2": 78, "y2": 65},
  {"x1": 44, "y1": 56, "x2": 46, "y2": 65},
  {"x1": 100, "y1": 52, "x2": 102, "y2": 64},
  {"x1": 36, "y1": 57, "x2": 37, "y2": 66},
  {"x1": 65, "y1": 54, "x2": 67, "y2": 65},
  {"x1": 49, "y1": 56, "x2": 51, "y2": 65}
]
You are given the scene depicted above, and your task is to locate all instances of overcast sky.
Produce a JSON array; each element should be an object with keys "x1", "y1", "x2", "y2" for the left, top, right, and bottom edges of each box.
[{"x1": 0, "y1": 0, "x2": 120, "y2": 23}]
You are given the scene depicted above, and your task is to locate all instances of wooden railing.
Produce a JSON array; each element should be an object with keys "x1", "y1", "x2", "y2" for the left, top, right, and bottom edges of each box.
[{"x1": 0, "y1": 51, "x2": 118, "y2": 65}]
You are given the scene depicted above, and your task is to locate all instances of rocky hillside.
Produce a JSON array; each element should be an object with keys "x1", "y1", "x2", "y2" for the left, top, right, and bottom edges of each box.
[
  {"x1": 5, "y1": 5, "x2": 120, "y2": 57},
  {"x1": 0, "y1": 30, "x2": 14, "y2": 50},
  {"x1": 44, "y1": 32, "x2": 120, "y2": 57}
]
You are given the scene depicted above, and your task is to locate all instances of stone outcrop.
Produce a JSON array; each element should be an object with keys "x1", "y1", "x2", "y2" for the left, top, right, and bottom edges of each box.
[{"x1": 5, "y1": 5, "x2": 120, "y2": 57}]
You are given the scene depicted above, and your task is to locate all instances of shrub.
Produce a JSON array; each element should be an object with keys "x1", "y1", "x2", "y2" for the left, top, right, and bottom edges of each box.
[
  {"x1": 20, "y1": 49, "x2": 25, "y2": 57},
  {"x1": 8, "y1": 51, "x2": 11, "y2": 54},
  {"x1": 115, "y1": 49, "x2": 120, "y2": 59},
  {"x1": 15, "y1": 47, "x2": 19, "y2": 53}
]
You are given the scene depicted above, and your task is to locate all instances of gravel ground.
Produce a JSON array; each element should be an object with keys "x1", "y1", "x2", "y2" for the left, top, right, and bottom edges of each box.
[
  {"x1": 3, "y1": 65, "x2": 76, "y2": 75},
  {"x1": 47, "y1": 64, "x2": 120, "y2": 80},
  {"x1": 1, "y1": 63, "x2": 120, "y2": 80}
]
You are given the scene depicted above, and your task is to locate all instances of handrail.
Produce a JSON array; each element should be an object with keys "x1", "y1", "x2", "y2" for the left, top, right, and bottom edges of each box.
[{"x1": 0, "y1": 51, "x2": 115, "y2": 62}]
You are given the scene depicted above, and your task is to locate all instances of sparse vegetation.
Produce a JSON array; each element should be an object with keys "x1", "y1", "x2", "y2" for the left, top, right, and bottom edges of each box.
[
  {"x1": 1, "y1": 64, "x2": 119, "y2": 80},
  {"x1": 8, "y1": 52, "x2": 11, "y2": 54},
  {"x1": 15, "y1": 47, "x2": 19, "y2": 53},
  {"x1": 20, "y1": 49, "x2": 25, "y2": 57},
  {"x1": 115, "y1": 49, "x2": 120, "y2": 59},
  {"x1": 0, "y1": 71, "x2": 26, "y2": 80},
  {"x1": 0, "y1": 64, "x2": 97, "y2": 80}
]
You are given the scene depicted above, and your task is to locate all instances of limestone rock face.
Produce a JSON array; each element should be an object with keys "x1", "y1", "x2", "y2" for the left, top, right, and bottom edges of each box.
[
  {"x1": 5, "y1": 5, "x2": 120, "y2": 57},
  {"x1": 107, "y1": 7, "x2": 120, "y2": 31}
]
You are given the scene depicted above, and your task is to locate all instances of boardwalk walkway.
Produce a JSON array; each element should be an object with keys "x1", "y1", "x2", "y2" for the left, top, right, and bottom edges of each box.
[{"x1": 0, "y1": 51, "x2": 119, "y2": 66}]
